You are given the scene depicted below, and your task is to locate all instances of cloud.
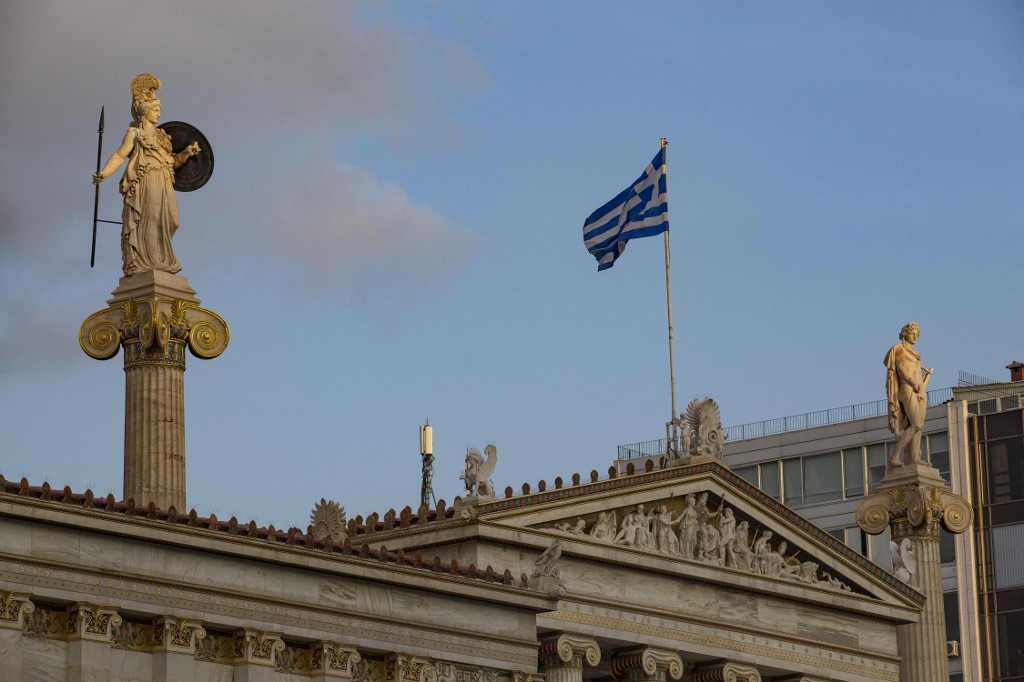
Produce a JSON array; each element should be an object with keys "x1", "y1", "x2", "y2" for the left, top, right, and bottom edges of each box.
[{"x1": 0, "y1": 2, "x2": 488, "y2": 372}]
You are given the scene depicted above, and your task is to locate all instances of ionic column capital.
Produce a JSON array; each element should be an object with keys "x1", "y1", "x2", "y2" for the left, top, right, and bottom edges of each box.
[
  {"x1": 539, "y1": 633, "x2": 601, "y2": 671},
  {"x1": 856, "y1": 481, "x2": 972, "y2": 541},
  {"x1": 691, "y1": 660, "x2": 761, "y2": 682},
  {"x1": 610, "y1": 647, "x2": 683, "y2": 682}
]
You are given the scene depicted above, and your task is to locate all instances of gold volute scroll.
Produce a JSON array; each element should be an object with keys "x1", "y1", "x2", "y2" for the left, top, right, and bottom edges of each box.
[{"x1": 80, "y1": 307, "x2": 123, "y2": 359}]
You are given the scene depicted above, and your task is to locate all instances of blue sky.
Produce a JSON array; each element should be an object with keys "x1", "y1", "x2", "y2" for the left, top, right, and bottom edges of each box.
[{"x1": 1, "y1": 2, "x2": 1021, "y2": 528}]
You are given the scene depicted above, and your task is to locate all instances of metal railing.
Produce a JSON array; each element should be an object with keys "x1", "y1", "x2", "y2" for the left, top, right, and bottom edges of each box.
[
  {"x1": 617, "y1": 386, "x2": 955, "y2": 461},
  {"x1": 958, "y1": 369, "x2": 999, "y2": 387}
]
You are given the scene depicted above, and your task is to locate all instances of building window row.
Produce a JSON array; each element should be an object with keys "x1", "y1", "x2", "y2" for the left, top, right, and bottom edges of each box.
[{"x1": 734, "y1": 432, "x2": 951, "y2": 509}]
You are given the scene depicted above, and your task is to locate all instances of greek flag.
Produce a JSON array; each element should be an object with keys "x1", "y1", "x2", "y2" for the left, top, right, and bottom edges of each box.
[{"x1": 582, "y1": 148, "x2": 669, "y2": 271}]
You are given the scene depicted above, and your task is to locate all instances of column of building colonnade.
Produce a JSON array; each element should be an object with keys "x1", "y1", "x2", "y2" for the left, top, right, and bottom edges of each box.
[{"x1": 538, "y1": 634, "x2": 601, "y2": 682}]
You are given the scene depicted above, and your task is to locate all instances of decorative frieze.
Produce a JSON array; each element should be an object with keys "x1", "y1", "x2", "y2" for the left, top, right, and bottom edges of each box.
[{"x1": 544, "y1": 490, "x2": 852, "y2": 592}]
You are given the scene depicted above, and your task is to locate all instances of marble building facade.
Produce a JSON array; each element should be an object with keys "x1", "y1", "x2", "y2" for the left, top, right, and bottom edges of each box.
[{"x1": 0, "y1": 457, "x2": 921, "y2": 681}]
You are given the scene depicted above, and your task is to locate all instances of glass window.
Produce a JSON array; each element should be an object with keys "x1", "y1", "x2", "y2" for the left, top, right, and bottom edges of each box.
[
  {"x1": 734, "y1": 465, "x2": 757, "y2": 486},
  {"x1": 1001, "y1": 395, "x2": 1022, "y2": 412},
  {"x1": 826, "y1": 528, "x2": 844, "y2": 540},
  {"x1": 943, "y1": 591, "x2": 960, "y2": 644},
  {"x1": 783, "y1": 458, "x2": 802, "y2": 507},
  {"x1": 759, "y1": 461, "x2": 781, "y2": 500},
  {"x1": 867, "y1": 443, "x2": 887, "y2": 492},
  {"x1": 987, "y1": 436, "x2": 1024, "y2": 503},
  {"x1": 979, "y1": 399, "x2": 998, "y2": 415},
  {"x1": 992, "y1": 523, "x2": 1024, "y2": 589},
  {"x1": 868, "y1": 526, "x2": 892, "y2": 572},
  {"x1": 998, "y1": 611, "x2": 1024, "y2": 678},
  {"x1": 940, "y1": 528, "x2": 956, "y2": 564},
  {"x1": 843, "y1": 447, "x2": 865, "y2": 498},
  {"x1": 844, "y1": 526, "x2": 865, "y2": 556},
  {"x1": 929, "y1": 431, "x2": 951, "y2": 482},
  {"x1": 803, "y1": 451, "x2": 843, "y2": 505}
]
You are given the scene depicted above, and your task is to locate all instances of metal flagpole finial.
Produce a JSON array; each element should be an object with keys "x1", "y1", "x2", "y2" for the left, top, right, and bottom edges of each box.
[{"x1": 661, "y1": 137, "x2": 667, "y2": 149}]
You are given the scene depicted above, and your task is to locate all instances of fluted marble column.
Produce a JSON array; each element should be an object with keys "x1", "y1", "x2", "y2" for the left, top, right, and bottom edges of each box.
[
  {"x1": 81, "y1": 271, "x2": 228, "y2": 512},
  {"x1": 856, "y1": 462, "x2": 973, "y2": 682},
  {"x1": 539, "y1": 634, "x2": 600, "y2": 682}
]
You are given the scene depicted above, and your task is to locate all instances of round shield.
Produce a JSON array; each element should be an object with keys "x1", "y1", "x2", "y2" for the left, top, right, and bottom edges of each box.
[{"x1": 158, "y1": 121, "x2": 214, "y2": 192}]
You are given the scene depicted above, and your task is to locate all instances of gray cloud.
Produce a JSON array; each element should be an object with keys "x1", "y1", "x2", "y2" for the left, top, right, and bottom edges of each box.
[{"x1": 0, "y1": 2, "x2": 487, "y2": 373}]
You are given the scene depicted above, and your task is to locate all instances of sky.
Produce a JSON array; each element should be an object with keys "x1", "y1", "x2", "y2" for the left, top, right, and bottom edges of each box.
[{"x1": 1, "y1": 2, "x2": 1021, "y2": 529}]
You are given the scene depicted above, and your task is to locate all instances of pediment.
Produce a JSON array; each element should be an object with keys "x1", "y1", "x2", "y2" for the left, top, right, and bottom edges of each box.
[{"x1": 475, "y1": 462, "x2": 922, "y2": 612}]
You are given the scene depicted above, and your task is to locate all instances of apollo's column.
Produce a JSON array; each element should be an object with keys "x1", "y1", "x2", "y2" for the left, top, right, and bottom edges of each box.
[
  {"x1": 856, "y1": 462, "x2": 972, "y2": 682},
  {"x1": 80, "y1": 271, "x2": 228, "y2": 511}
]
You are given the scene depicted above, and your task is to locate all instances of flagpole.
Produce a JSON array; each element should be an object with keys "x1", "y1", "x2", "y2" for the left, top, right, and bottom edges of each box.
[{"x1": 661, "y1": 137, "x2": 678, "y2": 450}]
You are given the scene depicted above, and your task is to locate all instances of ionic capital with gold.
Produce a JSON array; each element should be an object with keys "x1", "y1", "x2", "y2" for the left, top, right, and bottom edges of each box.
[
  {"x1": 311, "y1": 642, "x2": 362, "y2": 679},
  {"x1": 856, "y1": 479, "x2": 972, "y2": 542},
  {"x1": 232, "y1": 628, "x2": 285, "y2": 667},
  {"x1": 81, "y1": 295, "x2": 228, "y2": 366},
  {"x1": 0, "y1": 590, "x2": 35, "y2": 631},
  {"x1": 152, "y1": 615, "x2": 206, "y2": 653},
  {"x1": 67, "y1": 603, "x2": 122, "y2": 642},
  {"x1": 610, "y1": 647, "x2": 684, "y2": 682}
]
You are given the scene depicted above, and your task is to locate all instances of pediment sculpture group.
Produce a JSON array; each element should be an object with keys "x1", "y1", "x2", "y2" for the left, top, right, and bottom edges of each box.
[{"x1": 550, "y1": 492, "x2": 851, "y2": 592}]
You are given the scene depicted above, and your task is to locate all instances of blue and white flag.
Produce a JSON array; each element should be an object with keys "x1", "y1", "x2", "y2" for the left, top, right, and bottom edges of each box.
[{"x1": 582, "y1": 148, "x2": 669, "y2": 271}]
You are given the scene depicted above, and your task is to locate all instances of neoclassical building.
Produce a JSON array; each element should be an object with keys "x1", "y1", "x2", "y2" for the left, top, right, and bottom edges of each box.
[{"x1": 0, "y1": 454, "x2": 922, "y2": 681}]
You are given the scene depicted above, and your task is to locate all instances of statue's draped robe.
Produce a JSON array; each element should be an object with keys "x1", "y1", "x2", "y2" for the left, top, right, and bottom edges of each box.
[
  {"x1": 119, "y1": 126, "x2": 181, "y2": 275},
  {"x1": 884, "y1": 341, "x2": 923, "y2": 435}
]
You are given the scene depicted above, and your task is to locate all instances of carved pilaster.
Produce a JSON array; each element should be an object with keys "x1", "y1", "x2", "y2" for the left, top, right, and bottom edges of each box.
[
  {"x1": 610, "y1": 648, "x2": 683, "y2": 682},
  {"x1": 67, "y1": 603, "x2": 121, "y2": 642},
  {"x1": 152, "y1": 616, "x2": 206, "y2": 653},
  {"x1": 690, "y1": 661, "x2": 761, "y2": 682},
  {"x1": 539, "y1": 634, "x2": 600, "y2": 682},
  {"x1": 233, "y1": 629, "x2": 285, "y2": 667},
  {"x1": 311, "y1": 642, "x2": 362, "y2": 679},
  {"x1": 385, "y1": 654, "x2": 439, "y2": 682},
  {"x1": 0, "y1": 590, "x2": 35, "y2": 630}
]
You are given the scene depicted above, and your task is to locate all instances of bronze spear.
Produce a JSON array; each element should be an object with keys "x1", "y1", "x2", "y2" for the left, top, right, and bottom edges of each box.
[{"x1": 90, "y1": 106, "x2": 104, "y2": 268}]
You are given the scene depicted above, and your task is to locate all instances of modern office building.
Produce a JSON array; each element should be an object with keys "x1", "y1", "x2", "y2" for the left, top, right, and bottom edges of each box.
[{"x1": 616, "y1": 367, "x2": 1024, "y2": 682}]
